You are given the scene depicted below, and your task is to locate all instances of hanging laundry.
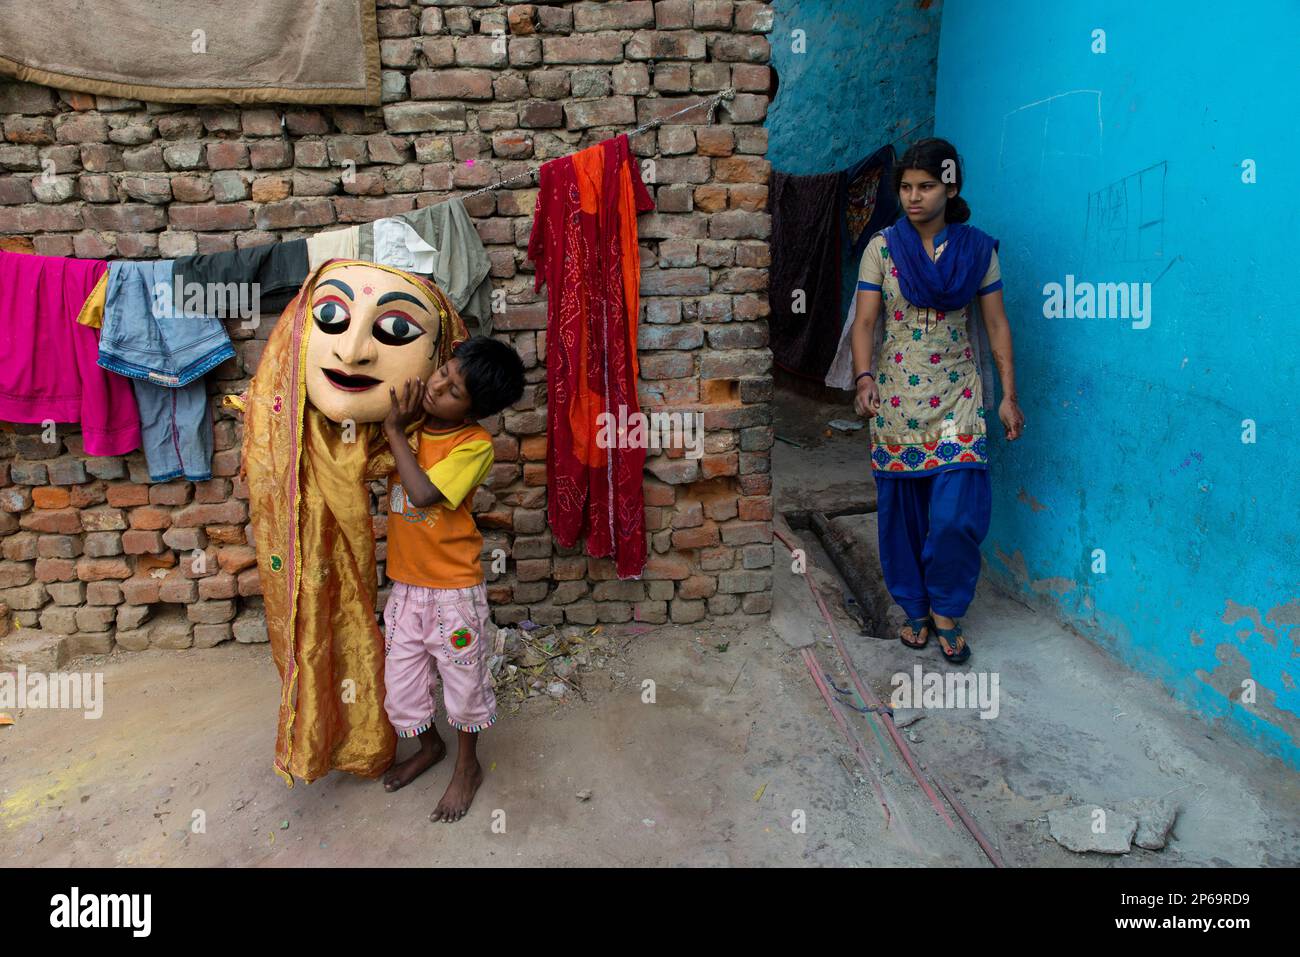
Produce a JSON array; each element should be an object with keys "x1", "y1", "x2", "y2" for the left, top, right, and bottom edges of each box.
[
  {"x1": 99, "y1": 260, "x2": 235, "y2": 482},
  {"x1": 527, "y1": 133, "x2": 654, "y2": 580},
  {"x1": 306, "y1": 225, "x2": 360, "y2": 269},
  {"x1": 173, "y1": 239, "x2": 309, "y2": 318},
  {"x1": 843, "y1": 144, "x2": 899, "y2": 262},
  {"x1": 0, "y1": 251, "x2": 141, "y2": 456},
  {"x1": 768, "y1": 169, "x2": 846, "y2": 380},
  {"x1": 359, "y1": 199, "x2": 494, "y2": 332}
]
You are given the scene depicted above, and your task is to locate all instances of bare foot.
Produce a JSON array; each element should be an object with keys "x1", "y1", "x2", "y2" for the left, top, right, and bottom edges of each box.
[
  {"x1": 383, "y1": 729, "x2": 446, "y2": 792},
  {"x1": 430, "y1": 758, "x2": 483, "y2": 823}
]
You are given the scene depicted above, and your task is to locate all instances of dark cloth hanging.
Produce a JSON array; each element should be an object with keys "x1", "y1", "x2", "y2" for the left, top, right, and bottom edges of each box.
[
  {"x1": 768, "y1": 169, "x2": 845, "y2": 380},
  {"x1": 173, "y1": 239, "x2": 309, "y2": 318},
  {"x1": 844, "y1": 143, "x2": 899, "y2": 262}
]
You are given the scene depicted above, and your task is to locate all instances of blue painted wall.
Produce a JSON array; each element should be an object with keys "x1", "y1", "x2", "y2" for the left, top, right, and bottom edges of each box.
[
  {"x1": 768, "y1": 0, "x2": 941, "y2": 174},
  {"x1": 935, "y1": 0, "x2": 1300, "y2": 766},
  {"x1": 768, "y1": 0, "x2": 943, "y2": 361}
]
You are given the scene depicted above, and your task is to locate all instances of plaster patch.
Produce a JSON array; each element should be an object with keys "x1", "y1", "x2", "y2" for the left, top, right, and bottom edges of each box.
[
  {"x1": 1196, "y1": 643, "x2": 1300, "y2": 750},
  {"x1": 1221, "y1": 600, "x2": 1277, "y2": 647},
  {"x1": 1016, "y1": 488, "x2": 1048, "y2": 512}
]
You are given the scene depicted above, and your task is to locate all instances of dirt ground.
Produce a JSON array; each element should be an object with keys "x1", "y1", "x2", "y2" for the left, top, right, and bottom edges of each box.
[{"x1": 3, "y1": 386, "x2": 1298, "y2": 867}]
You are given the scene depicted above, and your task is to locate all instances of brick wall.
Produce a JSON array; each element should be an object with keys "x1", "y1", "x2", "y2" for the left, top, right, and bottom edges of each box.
[{"x1": 0, "y1": 0, "x2": 776, "y2": 655}]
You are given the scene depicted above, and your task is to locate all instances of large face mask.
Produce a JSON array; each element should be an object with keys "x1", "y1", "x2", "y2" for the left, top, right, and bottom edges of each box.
[{"x1": 303, "y1": 261, "x2": 447, "y2": 424}]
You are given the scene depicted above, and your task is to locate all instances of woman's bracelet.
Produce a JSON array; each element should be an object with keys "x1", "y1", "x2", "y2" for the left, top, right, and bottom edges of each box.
[{"x1": 853, "y1": 370, "x2": 873, "y2": 386}]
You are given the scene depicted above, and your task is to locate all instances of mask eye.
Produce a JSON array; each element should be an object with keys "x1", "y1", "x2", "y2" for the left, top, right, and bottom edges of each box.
[
  {"x1": 311, "y1": 298, "x2": 350, "y2": 334},
  {"x1": 373, "y1": 312, "x2": 425, "y2": 347}
]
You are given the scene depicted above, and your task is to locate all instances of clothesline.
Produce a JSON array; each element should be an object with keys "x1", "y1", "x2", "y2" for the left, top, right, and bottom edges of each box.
[{"x1": 460, "y1": 88, "x2": 737, "y2": 199}]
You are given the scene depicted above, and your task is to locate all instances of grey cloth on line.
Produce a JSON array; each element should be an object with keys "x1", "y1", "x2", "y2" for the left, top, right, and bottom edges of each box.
[{"x1": 358, "y1": 197, "x2": 495, "y2": 333}]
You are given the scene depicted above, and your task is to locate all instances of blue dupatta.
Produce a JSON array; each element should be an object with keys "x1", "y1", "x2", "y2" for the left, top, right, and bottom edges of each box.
[{"x1": 884, "y1": 217, "x2": 998, "y2": 312}]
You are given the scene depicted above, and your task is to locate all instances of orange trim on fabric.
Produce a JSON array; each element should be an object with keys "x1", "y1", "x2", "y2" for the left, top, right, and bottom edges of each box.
[{"x1": 570, "y1": 144, "x2": 610, "y2": 470}]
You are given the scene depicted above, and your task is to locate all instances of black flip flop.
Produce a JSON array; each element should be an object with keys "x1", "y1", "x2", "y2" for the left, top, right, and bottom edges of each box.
[
  {"x1": 899, "y1": 616, "x2": 931, "y2": 649},
  {"x1": 934, "y1": 622, "x2": 971, "y2": 664}
]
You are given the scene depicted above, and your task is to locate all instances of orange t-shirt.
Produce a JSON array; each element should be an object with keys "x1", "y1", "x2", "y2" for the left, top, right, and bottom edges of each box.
[{"x1": 385, "y1": 424, "x2": 494, "y2": 589}]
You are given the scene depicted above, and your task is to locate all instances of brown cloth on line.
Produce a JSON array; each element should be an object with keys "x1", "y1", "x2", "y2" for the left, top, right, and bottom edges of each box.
[
  {"x1": 768, "y1": 169, "x2": 846, "y2": 381},
  {"x1": 0, "y1": 0, "x2": 381, "y2": 106}
]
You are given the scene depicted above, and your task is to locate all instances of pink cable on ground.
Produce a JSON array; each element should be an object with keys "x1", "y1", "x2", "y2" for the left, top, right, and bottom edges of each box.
[
  {"x1": 776, "y1": 526, "x2": 1005, "y2": 867},
  {"x1": 799, "y1": 646, "x2": 891, "y2": 827},
  {"x1": 776, "y1": 528, "x2": 955, "y2": 829}
]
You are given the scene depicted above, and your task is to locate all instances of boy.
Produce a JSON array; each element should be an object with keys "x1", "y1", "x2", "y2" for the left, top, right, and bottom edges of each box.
[{"x1": 380, "y1": 335, "x2": 526, "y2": 822}]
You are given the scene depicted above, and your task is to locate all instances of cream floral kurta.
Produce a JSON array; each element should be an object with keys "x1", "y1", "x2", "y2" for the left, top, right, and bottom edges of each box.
[{"x1": 857, "y1": 228, "x2": 1001, "y2": 475}]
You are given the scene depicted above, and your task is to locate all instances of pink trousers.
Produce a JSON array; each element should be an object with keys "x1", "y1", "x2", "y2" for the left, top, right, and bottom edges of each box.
[{"x1": 382, "y1": 581, "x2": 497, "y2": 736}]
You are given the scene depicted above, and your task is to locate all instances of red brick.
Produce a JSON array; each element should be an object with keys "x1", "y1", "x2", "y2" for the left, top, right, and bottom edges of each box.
[
  {"x1": 217, "y1": 545, "x2": 257, "y2": 574},
  {"x1": 469, "y1": 510, "x2": 507, "y2": 533},
  {"x1": 171, "y1": 501, "x2": 247, "y2": 527},
  {"x1": 701, "y1": 453, "x2": 739, "y2": 478},
  {"x1": 107, "y1": 482, "x2": 150, "y2": 507},
  {"x1": 520, "y1": 435, "x2": 547, "y2": 460},
  {"x1": 76, "y1": 557, "x2": 132, "y2": 581},
  {"x1": 129, "y1": 506, "x2": 172, "y2": 530},
  {"x1": 122, "y1": 530, "x2": 164, "y2": 554},
  {"x1": 69, "y1": 481, "x2": 108, "y2": 507},
  {"x1": 210, "y1": 448, "x2": 242, "y2": 477},
  {"x1": 120, "y1": 574, "x2": 162, "y2": 604},
  {"x1": 31, "y1": 487, "x2": 70, "y2": 508},
  {"x1": 643, "y1": 480, "x2": 676, "y2": 507},
  {"x1": 36, "y1": 557, "x2": 78, "y2": 582},
  {"x1": 20, "y1": 509, "x2": 81, "y2": 534},
  {"x1": 515, "y1": 559, "x2": 551, "y2": 582},
  {"x1": 159, "y1": 570, "x2": 198, "y2": 603},
  {"x1": 644, "y1": 554, "x2": 691, "y2": 581},
  {"x1": 205, "y1": 524, "x2": 247, "y2": 545},
  {"x1": 552, "y1": 557, "x2": 586, "y2": 581},
  {"x1": 678, "y1": 574, "x2": 718, "y2": 600},
  {"x1": 149, "y1": 482, "x2": 194, "y2": 506},
  {"x1": 80, "y1": 506, "x2": 127, "y2": 531},
  {"x1": 721, "y1": 520, "x2": 772, "y2": 545},
  {"x1": 168, "y1": 203, "x2": 254, "y2": 231},
  {"x1": 237, "y1": 567, "x2": 262, "y2": 596},
  {"x1": 194, "y1": 478, "x2": 232, "y2": 504},
  {"x1": 85, "y1": 580, "x2": 124, "y2": 605},
  {"x1": 671, "y1": 523, "x2": 720, "y2": 550},
  {"x1": 199, "y1": 572, "x2": 238, "y2": 600}
]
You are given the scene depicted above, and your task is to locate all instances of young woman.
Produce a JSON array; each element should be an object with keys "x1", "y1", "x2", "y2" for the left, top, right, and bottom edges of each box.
[{"x1": 850, "y1": 138, "x2": 1024, "y2": 664}]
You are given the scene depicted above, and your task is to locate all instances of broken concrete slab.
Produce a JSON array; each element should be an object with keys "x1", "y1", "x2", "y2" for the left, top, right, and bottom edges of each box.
[
  {"x1": 1118, "y1": 798, "x2": 1179, "y2": 850},
  {"x1": 1047, "y1": 804, "x2": 1138, "y2": 854},
  {"x1": 0, "y1": 632, "x2": 69, "y2": 671}
]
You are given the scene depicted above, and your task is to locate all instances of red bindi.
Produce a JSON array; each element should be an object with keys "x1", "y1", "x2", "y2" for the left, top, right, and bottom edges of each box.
[{"x1": 362, "y1": 285, "x2": 374, "y2": 295}]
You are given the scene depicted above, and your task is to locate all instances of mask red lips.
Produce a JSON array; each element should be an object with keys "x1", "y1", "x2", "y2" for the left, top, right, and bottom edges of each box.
[{"x1": 322, "y1": 368, "x2": 382, "y2": 392}]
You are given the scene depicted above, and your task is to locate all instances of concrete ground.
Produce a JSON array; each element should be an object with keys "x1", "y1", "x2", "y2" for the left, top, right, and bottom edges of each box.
[
  {"x1": 770, "y1": 387, "x2": 1300, "y2": 867},
  {"x1": 2, "y1": 387, "x2": 1297, "y2": 867}
]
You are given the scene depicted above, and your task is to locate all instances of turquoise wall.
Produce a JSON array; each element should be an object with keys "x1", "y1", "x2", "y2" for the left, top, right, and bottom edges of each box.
[
  {"x1": 935, "y1": 0, "x2": 1300, "y2": 766},
  {"x1": 767, "y1": 0, "x2": 941, "y2": 174},
  {"x1": 767, "y1": 0, "x2": 943, "y2": 363}
]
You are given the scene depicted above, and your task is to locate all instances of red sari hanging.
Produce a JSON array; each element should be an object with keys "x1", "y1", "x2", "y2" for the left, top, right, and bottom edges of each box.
[{"x1": 527, "y1": 133, "x2": 655, "y2": 579}]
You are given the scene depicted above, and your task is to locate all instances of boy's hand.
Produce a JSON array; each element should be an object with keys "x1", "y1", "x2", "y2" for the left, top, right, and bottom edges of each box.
[{"x1": 385, "y1": 378, "x2": 425, "y2": 435}]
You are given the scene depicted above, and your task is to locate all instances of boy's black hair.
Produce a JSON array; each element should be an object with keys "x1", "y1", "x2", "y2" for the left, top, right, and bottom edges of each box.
[{"x1": 452, "y1": 335, "x2": 526, "y2": 419}]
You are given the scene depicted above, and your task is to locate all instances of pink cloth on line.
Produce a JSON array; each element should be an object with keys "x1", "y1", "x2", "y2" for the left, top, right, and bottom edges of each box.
[{"x1": 0, "y1": 251, "x2": 141, "y2": 456}]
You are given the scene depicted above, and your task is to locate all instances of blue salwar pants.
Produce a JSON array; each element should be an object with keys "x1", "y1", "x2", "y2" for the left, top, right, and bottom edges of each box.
[{"x1": 873, "y1": 467, "x2": 991, "y2": 621}]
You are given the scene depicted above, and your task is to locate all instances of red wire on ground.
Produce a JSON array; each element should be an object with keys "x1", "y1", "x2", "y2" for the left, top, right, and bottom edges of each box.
[
  {"x1": 776, "y1": 526, "x2": 1006, "y2": 866},
  {"x1": 776, "y1": 527, "x2": 954, "y2": 828}
]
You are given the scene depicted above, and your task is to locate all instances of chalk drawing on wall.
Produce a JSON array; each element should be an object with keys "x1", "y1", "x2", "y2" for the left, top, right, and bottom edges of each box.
[
  {"x1": 1084, "y1": 161, "x2": 1167, "y2": 262},
  {"x1": 998, "y1": 90, "x2": 1103, "y2": 174}
]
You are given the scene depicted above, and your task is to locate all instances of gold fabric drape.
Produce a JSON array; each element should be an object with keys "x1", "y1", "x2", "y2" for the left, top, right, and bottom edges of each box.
[{"x1": 224, "y1": 259, "x2": 467, "y2": 785}]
